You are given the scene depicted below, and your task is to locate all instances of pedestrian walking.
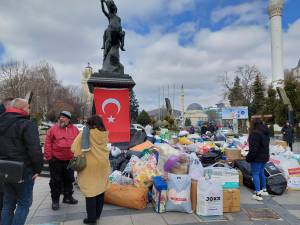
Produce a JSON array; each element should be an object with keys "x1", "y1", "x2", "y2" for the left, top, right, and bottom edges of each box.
[
  {"x1": 0, "y1": 98, "x2": 43, "y2": 225},
  {"x1": 44, "y1": 111, "x2": 79, "y2": 210},
  {"x1": 246, "y1": 118, "x2": 270, "y2": 201},
  {"x1": 281, "y1": 121, "x2": 294, "y2": 151},
  {"x1": 71, "y1": 115, "x2": 110, "y2": 225}
]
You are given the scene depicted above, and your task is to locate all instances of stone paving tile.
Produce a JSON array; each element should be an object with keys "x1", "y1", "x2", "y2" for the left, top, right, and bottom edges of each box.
[
  {"x1": 287, "y1": 210, "x2": 300, "y2": 219},
  {"x1": 252, "y1": 220, "x2": 290, "y2": 225},
  {"x1": 240, "y1": 187, "x2": 263, "y2": 205},
  {"x1": 225, "y1": 210, "x2": 250, "y2": 222},
  {"x1": 230, "y1": 222, "x2": 254, "y2": 225},
  {"x1": 161, "y1": 212, "x2": 198, "y2": 224},
  {"x1": 280, "y1": 204, "x2": 300, "y2": 210},
  {"x1": 99, "y1": 215, "x2": 133, "y2": 225},
  {"x1": 131, "y1": 213, "x2": 167, "y2": 225}
]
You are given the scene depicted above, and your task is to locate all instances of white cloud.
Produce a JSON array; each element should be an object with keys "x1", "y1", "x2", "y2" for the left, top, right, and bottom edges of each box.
[
  {"x1": 0, "y1": 0, "x2": 300, "y2": 111},
  {"x1": 211, "y1": 1, "x2": 267, "y2": 26}
]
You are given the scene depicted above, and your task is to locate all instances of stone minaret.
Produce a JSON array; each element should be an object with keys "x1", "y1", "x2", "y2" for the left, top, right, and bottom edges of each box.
[
  {"x1": 268, "y1": 0, "x2": 284, "y2": 87},
  {"x1": 81, "y1": 63, "x2": 93, "y2": 120},
  {"x1": 180, "y1": 84, "x2": 185, "y2": 125}
]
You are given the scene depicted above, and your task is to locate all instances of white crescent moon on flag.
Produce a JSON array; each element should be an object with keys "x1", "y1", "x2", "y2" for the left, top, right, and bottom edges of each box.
[{"x1": 102, "y1": 98, "x2": 121, "y2": 114}]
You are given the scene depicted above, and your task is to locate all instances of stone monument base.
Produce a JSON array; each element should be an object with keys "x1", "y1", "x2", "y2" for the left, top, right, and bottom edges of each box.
[{"x1": 88, "y1": 70, "x2": 135, "y2": 92}]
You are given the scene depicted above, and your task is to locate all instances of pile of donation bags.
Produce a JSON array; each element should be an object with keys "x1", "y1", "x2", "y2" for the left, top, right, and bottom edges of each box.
[
  {"x1": 105, "y1": 142, "x2": 241, "y2": 216},
  {"x1": 104, "y1": 131, "x2": 296, "y2": 215}
]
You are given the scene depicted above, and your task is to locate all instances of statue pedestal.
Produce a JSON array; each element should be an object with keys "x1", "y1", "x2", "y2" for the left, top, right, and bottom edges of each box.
[
  {"x1": 88, "y1": 70, "x2": 135, "y2": 148},
  {"x1": 88, "y1": 70, "x2": 135, "y2": 91}
]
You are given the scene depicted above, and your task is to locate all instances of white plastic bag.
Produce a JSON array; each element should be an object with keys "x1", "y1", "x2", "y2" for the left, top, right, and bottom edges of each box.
[
  {"x1": 109, "y1": 170, "x2": 133, "y2": 185},
  {"x1": 111, "y1": 146, "x2": 122, "y2": 157},
  {"x1": 204, "y1": 162, "x2": 239, "y2": 187},
  {"x1": 166, "y1": 173, "x2": 192, "y2": 213},
  {"x1": 197, "y1": 179, "x2": 223, "y2": 216},
  {"x1": 189, "y1": 152, "x2": 204, "y2": 180}
]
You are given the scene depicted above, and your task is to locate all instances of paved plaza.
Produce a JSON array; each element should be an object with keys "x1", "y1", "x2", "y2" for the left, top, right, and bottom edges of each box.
[
  {"x1": 26, "y1": 143, "x2": 300, "y2": 225},
  {"x1": 25, "y1": 176, "x2": 300, "y2": 225}
]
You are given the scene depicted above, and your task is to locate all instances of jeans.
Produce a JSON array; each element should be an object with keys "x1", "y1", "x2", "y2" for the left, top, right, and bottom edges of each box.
[
  {"x1": 85, "y1": 193, "x2": 105, "y2": 220},
  {"x1": 49, "y1": 158, "x2": 74, "y2": 201},
  {"x1": 251, "y1": 162, "x2": 267, "y2": 193},
  {"x1": 1, "y1": 169, "x2": 34, "y2": 225}
]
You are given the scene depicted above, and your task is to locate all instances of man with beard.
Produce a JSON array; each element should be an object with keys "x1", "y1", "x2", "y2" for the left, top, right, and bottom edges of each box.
[{"x1": 44, "y1": 111, "x2": 79, "y2": 210}]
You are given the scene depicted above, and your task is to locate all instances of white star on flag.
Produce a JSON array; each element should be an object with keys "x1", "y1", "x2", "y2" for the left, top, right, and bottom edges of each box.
[{"x1": 108, "y1": 115, "x2": 115, "y2": 123}]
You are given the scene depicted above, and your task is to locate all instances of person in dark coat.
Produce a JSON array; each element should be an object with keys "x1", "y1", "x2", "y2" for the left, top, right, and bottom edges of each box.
[
  {"x1": 0, "y1": 97, "x2": 13, "y2": 224},
  {"x1": 281, "y1": 121, "x2": 294, "y2": 151},
  {"x1": 200, "y1": 124, "x2": 208, "y2": 135},
  {"x1": 246, "y1": 118, "x2": 270, "y2": 201},
  {"x1": 0, "y1": 98, "x2": 43, "y2": 225}
]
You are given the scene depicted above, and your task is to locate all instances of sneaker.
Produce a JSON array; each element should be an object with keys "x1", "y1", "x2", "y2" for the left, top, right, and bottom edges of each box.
[
  {"x1": 252, "y1": 193, "x2": 263, "y2": 201},
  {"x1": 63, "y1": 196, "x2": 78, "y2": 204},
  {"x1": 258, "y1": 190, "x2": 269, "y2": 196}
]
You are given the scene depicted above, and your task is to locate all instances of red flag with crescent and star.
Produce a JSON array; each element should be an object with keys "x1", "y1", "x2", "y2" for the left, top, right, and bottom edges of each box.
[{"x1": 94, "y1": 88, "x2": 130, "y2": 143}]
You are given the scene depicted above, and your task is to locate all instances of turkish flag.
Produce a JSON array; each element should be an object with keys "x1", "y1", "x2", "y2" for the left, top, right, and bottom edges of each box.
[{"x1": 94, "y1": 88, "x2": 130, "y2": 143}]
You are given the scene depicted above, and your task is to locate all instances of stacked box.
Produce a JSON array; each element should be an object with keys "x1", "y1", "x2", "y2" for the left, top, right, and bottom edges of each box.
[
  {"x1": 225, "y1": 148, "x2": 241, "y2": 161},
  {"x1": 223, "y1": 189, "x2": 240, "y2": 212}
]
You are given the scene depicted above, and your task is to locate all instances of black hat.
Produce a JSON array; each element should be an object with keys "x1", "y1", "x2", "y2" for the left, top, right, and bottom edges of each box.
[{"x1": 59, "y1": 111, "x2": 72, "y2": 119}]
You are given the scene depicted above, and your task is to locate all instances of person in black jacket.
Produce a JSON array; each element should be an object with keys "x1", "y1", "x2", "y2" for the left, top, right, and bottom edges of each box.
[
  {"x1": 0, "y1": 98, "x2": 43, "y2": 225},
  {"x1": 281, "y1": 121, "x2": 294, "y2": 151},
  {"x1": 0, "y1": 97, "x2": 13, "y2": 224},
  {"x1": 246, "y1": 118, "x2": 270, "y2": 201}
]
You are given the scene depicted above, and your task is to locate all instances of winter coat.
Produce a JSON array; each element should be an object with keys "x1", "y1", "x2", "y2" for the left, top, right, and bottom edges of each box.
[
  {"x1": 0, "y1": 104, "x2": 5, "y2": 115},
  {"x1": 71, "y1": 129, "x2": 110, "y2": 197},
  {"x1": 44, "y1": 124, "x2": 79, "y2": 161},
  {"x1": 0, "y1": 109, "x2": 43, "y2": 174},
  {"x1": 281, "y1": 125, "x2": 294, "y2": 144},
  {"x1": 246, "y1": 131, "x2": 270, "y2": 163}
]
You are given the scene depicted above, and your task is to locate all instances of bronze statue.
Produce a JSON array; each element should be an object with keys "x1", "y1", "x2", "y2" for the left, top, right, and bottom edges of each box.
[{"x1": 100, "y1": 0, "x2": 125, "y2": 74}]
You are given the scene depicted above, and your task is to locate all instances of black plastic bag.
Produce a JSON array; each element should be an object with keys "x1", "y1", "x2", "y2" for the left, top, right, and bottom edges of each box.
[
  {"x1": 234, "y1": 160, "x2": 287, "y2": 195},
  {"x1": 265, "y1": 162, "x2": 287, "y2": 195},
  {"x1": 200, "y1": 150, "x2": 222, "y2": 167},
  {"x1": 234, "y1": 160, "x2": 254, "y2": 189},
  {"x1": 267, "y1": 174, "x2": 287, "y2": 195}
]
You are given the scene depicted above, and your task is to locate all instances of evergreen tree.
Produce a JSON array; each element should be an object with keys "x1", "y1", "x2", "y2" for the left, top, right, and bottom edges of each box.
[
  {"x1": 250, "y1": 75, "x2": 265, "y2": 116},
  {"x1": 264, "y1": 85, "x2": 278, "y2": 119},
  {"x1": 137, "y1": 110, "x2": 151, "y2": 126},
  {"x1": 228, "y1": 76, "x2": 245, "y2": 106},
  {"x1": 274, "y1": 102, "x2": 288, "y2": 126},
  {"x1": 130, "y1": 90, "x2": 139, "y2": 123}
]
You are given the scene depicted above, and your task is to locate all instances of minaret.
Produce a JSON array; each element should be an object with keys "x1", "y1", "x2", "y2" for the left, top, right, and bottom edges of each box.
[
  {"x1": 82, "y1": 63, "x2": 93, "y2": 120},
  {"x1": 268, "y1": 0, "x2": 284, "y2": 87},
  {"x1": 180, "y1": 84, "x2": 185, "y2": 125}
]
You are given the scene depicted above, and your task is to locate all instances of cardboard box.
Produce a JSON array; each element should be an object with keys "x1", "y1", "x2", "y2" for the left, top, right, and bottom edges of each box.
[
  {"x1": 191, "y1": 179, "x2": 197, "y2": 213},
  {"x1": 275, "y1": 140, "x2": 288, "y2": 149},
  {"x1": 223, "y1": 189, "x2": 240, "y2": 213},
  {"x1": 225, "y1": 148, "x2": 241, "y2": 161},
  {"x1": 238, "y1": 170, "x2": 243, "y2": 186}
]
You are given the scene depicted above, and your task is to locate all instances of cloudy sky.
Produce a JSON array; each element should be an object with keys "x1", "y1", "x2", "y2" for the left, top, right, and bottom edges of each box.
[{"x1": 0, "y1": 0, "x2": 300, "y2": 111}]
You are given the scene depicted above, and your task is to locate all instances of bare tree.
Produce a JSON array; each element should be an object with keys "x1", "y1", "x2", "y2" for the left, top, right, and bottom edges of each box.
[
  {"x1": 1, "y1": 60, "x2": 85, "y2": 122},
  {"x1": 219, "y1": 65, "x2": 265, "y2": 106},
  {"x1": 0, "y1": 60, "x2": 29, "y2": 98}
]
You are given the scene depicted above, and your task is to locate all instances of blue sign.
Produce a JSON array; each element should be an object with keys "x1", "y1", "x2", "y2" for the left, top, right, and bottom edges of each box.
[{"x1": 222, "y1": 107, "x2": 248, "y2": 119}]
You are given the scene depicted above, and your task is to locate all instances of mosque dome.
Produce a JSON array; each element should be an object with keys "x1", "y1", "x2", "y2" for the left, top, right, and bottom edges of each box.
[{"x1": 187, "y1": 103, "x2": 203, "y2": 111}]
